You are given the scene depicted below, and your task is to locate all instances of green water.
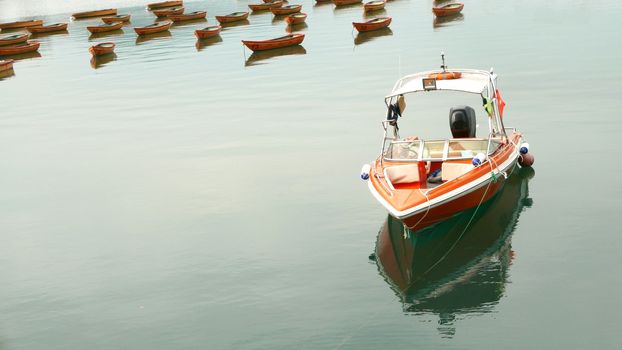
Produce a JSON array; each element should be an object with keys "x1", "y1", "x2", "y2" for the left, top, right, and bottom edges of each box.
[{"x1": 1, "y1": 0, "x2": 621, "y2": 349}]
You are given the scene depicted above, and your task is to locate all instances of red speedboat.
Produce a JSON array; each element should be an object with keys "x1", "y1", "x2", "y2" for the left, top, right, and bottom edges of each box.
[{"x1": 362, "y1": 54, "x2": 533, "y2": 232}]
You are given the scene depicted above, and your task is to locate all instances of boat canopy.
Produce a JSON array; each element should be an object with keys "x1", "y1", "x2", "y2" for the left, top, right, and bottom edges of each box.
[
  {"x1": 380, "y1": 67, "x2": 507, "y2": 148},
  {"x1": 386, "y1": 69, "x2": 494, "y2": 98}
]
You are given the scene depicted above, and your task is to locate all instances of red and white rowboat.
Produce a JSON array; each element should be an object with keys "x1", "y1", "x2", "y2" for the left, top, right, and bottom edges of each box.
[
  {"x1": 215, "y1": 12, "x2": 249, "y2": 24},
  {"x1": 147, "y1": 1, "x2": 183, "y2": 10},
  {"x1": 284, "y1": 13, "x2": 307, "y2": 25},
  {"x1": 0, "y1": 59, "x2": 14, "y2": 72},
  {"x1": 352, "y1": 17, "x2": 391, "y2": 32},
  {"x1": 0, "y1": 33, "x2": 30, "y2": 46},
  {"x1": 27, "y1": 23, "x2": 68, "y2": 33},
  {"x1": 0, "y1": 41, "x2": 40, "y2": 55},
  {"x1": 333, "y1": 0, "x2": 362, "y2": 6},
  {"x1": 194, "y1": 25, "x2": 222, "y2": 39},
  {"x1": 89, "y1": 42, "x2": 115, "y2": 56},
  {"x1": 271, "y1": 5, "x2": 302, "y2": 15},
  {"x1": 432, "y1": 3, "x2": 464, "y2": 17},
  {"x1": 134, "y1": 21, "x2": 172, "y2": 35},
  {"x1": 102, "y1": 14, "x2": 131, "y2": 24},
  {"x1": 168, "y1": 11, "x2": 207, "y2": 22},
  {"x1": 242, "y1": 33, "x2": 304, "y2": 51},
  {"x1": 152, "y1": 7, "x2": 184, "y2": 17},
  {"x1": 363, "y1": 0, "x2": 385, "y2": 12}
]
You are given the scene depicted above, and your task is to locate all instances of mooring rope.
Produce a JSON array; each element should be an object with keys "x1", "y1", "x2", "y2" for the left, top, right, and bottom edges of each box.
[{"x1": 400, "y1": 159, "x2": 497, "y2": 292}]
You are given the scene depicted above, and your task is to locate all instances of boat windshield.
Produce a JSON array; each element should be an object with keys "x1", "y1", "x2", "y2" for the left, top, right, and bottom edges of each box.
[{"x1": 383, "y1": 138, "x2": 501, "y2": 161}]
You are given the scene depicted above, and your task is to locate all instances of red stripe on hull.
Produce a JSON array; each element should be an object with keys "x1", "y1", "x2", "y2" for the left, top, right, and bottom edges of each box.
[{"x1": 400, "y1": 171, "x2": 510, "y2": 231}]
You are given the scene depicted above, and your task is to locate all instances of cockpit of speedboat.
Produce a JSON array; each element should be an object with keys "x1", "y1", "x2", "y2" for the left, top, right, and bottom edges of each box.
[{"x1": 381, "y1": 104, "x2": 505, "y2": 191}]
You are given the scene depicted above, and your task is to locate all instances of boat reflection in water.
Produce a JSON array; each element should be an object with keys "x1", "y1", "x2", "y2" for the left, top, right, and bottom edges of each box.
[
  {"x1": 4, "y1": 51, "x2": 42, "y2": 61},
  {"x1": 433, "y1": 13, "x2": 464, "y2": 29},
  {"x1": 88, "y1": 29, "x2": 124, "y2": 41},
  {"x1": 90, "y1": 53, "x2": 117, "y2": 69},
  {"x1": 313, "y1": 0, "x2": 333, "y2": 8},
  {"x1": 363, "y1": 9, "x2": 387, "y2": 19},
  {"x1": 221, "y1": 19, "x2": 250, "y2": 29},
  {"x1": 285, "y1": 23, "x2": 308, "y2": 34},
  {"x1": 195, "y1": 36, "x2": 223, "y2": 51},
  {"x1": 31, "y1": 30, "x2": 69, "y2": 39},
  {"x1": 171, "y1": 18, "x2": 207, "y2": 28},
  {"x1": 0, "y1": 68, "x2": 15, "y2": 80},
  {"x1": 245, "y1": 45, "x2": 306, "y2": 67},
  {"x1": 135, "y1": 31, "x2": 172, "y2": 45},
  {"x1": 354, "y1": 27, "x2": 392, "y2": 46},
  {"x1": 375, "y1": 166, "x2": 534, "y2": 337}
]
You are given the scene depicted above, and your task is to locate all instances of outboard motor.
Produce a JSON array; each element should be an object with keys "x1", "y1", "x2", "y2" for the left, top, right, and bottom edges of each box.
[{"x1": 449, "y1": 106, "x2": 476, "y2": 138}]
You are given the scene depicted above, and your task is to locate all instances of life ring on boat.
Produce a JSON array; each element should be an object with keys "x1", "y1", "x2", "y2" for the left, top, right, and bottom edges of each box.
[{"x1": 427, "y1": 71, "x2": 462, "y2": 80}]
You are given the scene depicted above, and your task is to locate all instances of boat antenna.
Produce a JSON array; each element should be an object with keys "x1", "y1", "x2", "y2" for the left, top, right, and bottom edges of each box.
[{"x1": 440, "y1": 51, "x2": 447, "y2": 72}]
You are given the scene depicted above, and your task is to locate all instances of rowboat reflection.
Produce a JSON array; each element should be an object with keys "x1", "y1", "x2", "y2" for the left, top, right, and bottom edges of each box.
[
  {"x1": 333, "y1": 3, "x2": 362, "y2": 12},
  {"x1": 285, "y1": 23, "x2": 308, "y2": 33},
  {"x1": 221, "y1": 19, "x2": 250, "y2": 29},
  {"x1": 313, "y1": 0, "x2": 333, "y2": 7},
  {"x1": 90, "y1": 53, "x2": 116, "y2": 69},
  {"x1": 31, "y1": 30, "x2": 69, "y2": 39},
  {"x1": 374, "y1": 167, "x2": 534, "y2": 336},
  {"x1": 433, "y1": 13, "x2": 464, "y2": 29},
  {"x1": 88, "y1": 29, "x2": 124, "y2": 41},
  {"x1": 271, "y1": 15, "x2": 288, "y2": 24},
  {"x1": 363, "y1": 9, "x2": 387, "y2": 18},
  {"x1": 354, "y1": 27, "x2": 392, "y2": 46},
  {"x1": 0, "y1": 68, "x2": 15, "y2": 80},
  {"x1": 170, "y1": 18, "x2": 207, "y2": 28},
  {"x1": 195, "y1": 36, "x2": 223, "y2": 51},
  {"x1": 135, "y1": 31, "x2": 172, "y2": 45},
  {"x1": 3, "y1": 50, "x2": 42, "y2": 61},
  {"x1": 245, "y1": 45, "x2": 306, "y2": 66}
]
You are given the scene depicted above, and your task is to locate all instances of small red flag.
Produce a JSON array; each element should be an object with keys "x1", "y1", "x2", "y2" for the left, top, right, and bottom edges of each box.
[{"x1": 496, "y1": 89, "x2": 506, "y2": 118}]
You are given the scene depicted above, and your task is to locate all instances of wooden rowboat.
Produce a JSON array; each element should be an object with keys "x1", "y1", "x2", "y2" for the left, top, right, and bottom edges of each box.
[
  {"x1": 215, "y1": 12, "x2": 249, "y2": 24},
  {"x1": 27, "y1": 23, "x2": 68, "y2": 33},
  {"x1": 153, "y1": 7, "x2": 184, "y2": 17},
  {"x1": 102, "y1": 14, "x2": 131, "y2": 24},
  {"x1": 0, "y1": 20, "x2": 43, "y2": 30},
  {"x1": 432, "y1": 3, "x2": 464, "y2": 17},
  {"x1": 333, "y1": 0, "x2": 362, "y2": 6},
  {"x1": 147, "y1": 1, "x2": 183, "y2": 10},
  {"x1": 0, "y1": 59, "x2": 14, "y2": 72},
  {"x1": 363, "y1": 0, "x2": 385, "y2": 12},
  {"x1": 249, "y1": 1, "x2": 283, "y2": 11},
  {"x1": 72, "y1": 9, "x2": 117, "y2": 19},
  {"x1": 248, "y1": 4, "x2": 270, "y2": 11},
  {"x1": 134, "y1": 21, "x2": 173, "y2": 35},
  {"x1": 271, "y1": 5, "x2": 302, "y2": 15},
  {"x1": 242, "y1": 33, "x2": 305, "y2": 51},
  {"x1": 284, "y1": 13, "x2": 307, "y2": 25},
  {"x1": 87, "y1": 21, "x2": 124, "y2": 34},
  {"x1": 194, "y1": 25, "x2": 222, "y2": 39},
  {"x1": 168, "y1": 11, "x2": 207, "y2": 22},
  {"x1": 0, "y1": 33, "x2": 30, "y2": 46},
  {"x1": 352, "y1": 16, "x2": 391, "y2": 32},
  {"x1": 269, "y1": 1, "x2": 285, "y2": 8},
  {"x1": 89, "y1": 42, "x2": 115, "y2": 56},
  {"x1": 0, "y1": 41, "x2": 40, "y2": 55}
]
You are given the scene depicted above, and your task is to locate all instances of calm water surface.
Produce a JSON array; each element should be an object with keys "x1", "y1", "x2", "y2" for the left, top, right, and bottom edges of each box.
[{"x1": 1, "y1": 0, "x2": 621, "y2": 349}]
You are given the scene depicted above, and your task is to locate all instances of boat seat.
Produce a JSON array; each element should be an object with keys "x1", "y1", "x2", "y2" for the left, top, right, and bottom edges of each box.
[
  {"x1": 384, "y1": 164, "x2": 421, "y2": 185},
  {"x1": 441, "y1": 162, "x2": 474, "y2": 182}
]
